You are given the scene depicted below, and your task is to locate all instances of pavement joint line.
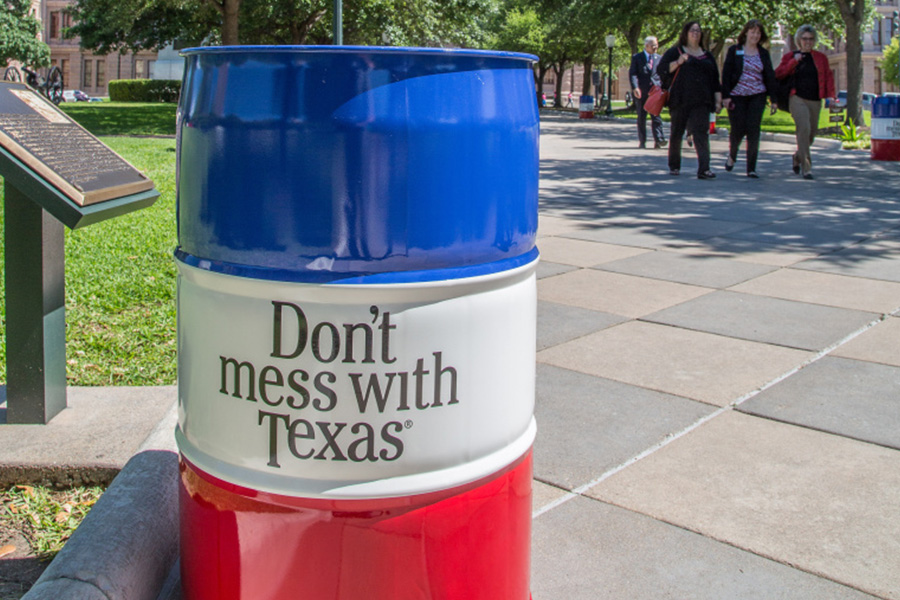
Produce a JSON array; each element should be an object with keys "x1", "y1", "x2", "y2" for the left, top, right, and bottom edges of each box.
[{"x1": 532, "y1": 312, "x2": 890, "y2": 520}]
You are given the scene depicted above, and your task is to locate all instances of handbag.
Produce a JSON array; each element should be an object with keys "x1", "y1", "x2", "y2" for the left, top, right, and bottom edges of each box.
[
  {"x1": 644, "y1": 85, "x2": 668, "y2": 116},
  {"x1": 644, "y1": 51, "x2": 682, "y2": 117},
  {"x1": 774, "y1": 74, "x2": 793, "y2": 112}
]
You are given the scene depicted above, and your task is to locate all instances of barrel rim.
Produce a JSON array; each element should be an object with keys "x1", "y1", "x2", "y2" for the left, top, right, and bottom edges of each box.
[{"x1": 179, "y1": 44, "x2": 538, "y2": 63}]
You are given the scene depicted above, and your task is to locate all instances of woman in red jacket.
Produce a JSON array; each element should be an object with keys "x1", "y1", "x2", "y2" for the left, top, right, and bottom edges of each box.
[{"x1": 775, "y1": 24, "x2": 836, "y2": 180}]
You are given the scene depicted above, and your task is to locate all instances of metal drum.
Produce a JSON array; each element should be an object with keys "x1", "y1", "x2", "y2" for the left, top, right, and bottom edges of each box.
[
  {"x1": 175, "y1": 46, "x2": 539, "y2": 600},
  {"x1": 871, "y1": 95, "x2": 900, "y2": 161}
]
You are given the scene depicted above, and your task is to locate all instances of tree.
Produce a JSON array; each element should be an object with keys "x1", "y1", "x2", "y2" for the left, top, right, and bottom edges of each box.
[
  {"x1": 1, "y1": 0, "x2": 51, "y2": 68},
  {"x1": 834, "y1": 0, "x2": 874, "y2": 126},
  {"x1": 883, "y1": 36, "x2": 899, "y2": 88},
  {"x1": 66, "y1": 0, "x2": 218, "y2": 52},
  {"x1": 68, "y1": 0, "x2": 492, "y2": 50}
]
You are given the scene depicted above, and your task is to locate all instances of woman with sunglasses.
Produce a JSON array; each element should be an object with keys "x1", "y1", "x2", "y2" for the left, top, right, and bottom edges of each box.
[
  {"x1": 775, "y1": 25, "x2": 837, "y2": 180},
  {"x1": 658, "y1": 21, "x2": 723, "y2": 179}
]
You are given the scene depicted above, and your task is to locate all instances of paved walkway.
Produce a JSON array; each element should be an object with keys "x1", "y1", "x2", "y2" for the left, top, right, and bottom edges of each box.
[
  {"x1": 4, "y1": 111, "x2": 900, "y2": 599},
  {"x1": 531, "y1": 112, "x2": 900, "y2": 599}
]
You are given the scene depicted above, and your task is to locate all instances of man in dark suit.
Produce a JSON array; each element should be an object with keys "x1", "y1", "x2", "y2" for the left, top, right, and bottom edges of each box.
[{"x1": 629, "y1": 36, "x2": 667, "y2": 149}]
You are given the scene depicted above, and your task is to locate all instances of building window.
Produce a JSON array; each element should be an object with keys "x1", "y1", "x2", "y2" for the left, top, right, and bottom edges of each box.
[
  {"x1": 97, "y1": 60, "x2": 106, "y2": 88},
  {"x1": 83, "y1": 60, "x2": 93, "y2": 88},
  {"x1": 135, "y1": 60, "x2": 145, "y2": 79},
  {"x1": 148, "y1": 60, "x2": 156, "y2": 79},
  {"x1": 50, "y1": 11, "x2": 60, "y2": 40}
]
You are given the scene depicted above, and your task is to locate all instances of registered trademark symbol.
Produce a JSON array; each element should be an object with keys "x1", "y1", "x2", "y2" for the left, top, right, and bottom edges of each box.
[{"x1": 404, "y1": 420, "x2": 413, "y2": 429}]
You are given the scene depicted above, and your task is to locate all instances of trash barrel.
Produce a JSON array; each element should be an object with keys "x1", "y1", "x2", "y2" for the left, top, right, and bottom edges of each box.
[
  {"x1": 175, "y1": 46, "x2": 539, "y2": 600},
  {"x1": 579, "y1": 95, "x2": 594, "y2": 118},
  {"x1": 871, "y1": 95, "x2": 900, "y2": 161}
]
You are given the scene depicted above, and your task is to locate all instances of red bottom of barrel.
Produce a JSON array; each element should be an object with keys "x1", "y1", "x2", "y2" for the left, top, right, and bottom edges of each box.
[
  {"x1": 179, "y1": 452, "x2": 533, "y2": 600},
  {"x1": 871, "y1": 139, "x2": 900, "y2": 161}
]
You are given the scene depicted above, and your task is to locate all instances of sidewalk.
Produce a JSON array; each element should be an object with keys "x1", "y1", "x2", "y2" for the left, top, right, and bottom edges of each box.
[
  {"x1": 3, "y1": 111, "x2": 900, "y2": 599},
  {"x1": 531, "y1": 112, "x2": 900, "y2": 599}
]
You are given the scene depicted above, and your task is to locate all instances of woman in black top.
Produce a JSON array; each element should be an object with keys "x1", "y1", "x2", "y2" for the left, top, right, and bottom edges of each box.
[
  {"x1": 721, "y1": 19, "x2": 778, "y2": 178},
  {"x1": 658, "y1": 21, "x2": 722, "y2": 179}
]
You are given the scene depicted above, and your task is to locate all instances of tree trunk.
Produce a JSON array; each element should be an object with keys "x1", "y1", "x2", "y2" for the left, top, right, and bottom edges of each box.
[
  {"x1": 536, "y1": 63, "x2": 550, "y2": 106},
  {"x1": 836, "y1": 0, "x2": 865, "y2": 126},
  {"x1": 582, "y1": 57, "x2": 593, "y2": 97},
  {"x1": 553, "y1": 62, "x2": 566, "y2": 106},
  {"x1": 222, "y1": 0, "x2": 240, "y2": 45},
  {"x1": 626, "y1": 22, "x2": 642, "y2": 55}
]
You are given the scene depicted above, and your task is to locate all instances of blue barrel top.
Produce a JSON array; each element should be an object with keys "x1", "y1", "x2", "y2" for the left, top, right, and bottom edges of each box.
[
  {"x1": 176, "y1": 46, "x2": 540, "y2": 283},
  {"x1": 872, "y1": 95, "x2": 900, "y2": 119}
]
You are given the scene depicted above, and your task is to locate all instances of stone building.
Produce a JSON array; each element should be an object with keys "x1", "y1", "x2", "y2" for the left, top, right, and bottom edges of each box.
[{"x1": 15, "y1": 0, "x2": 160, "y2": 97}]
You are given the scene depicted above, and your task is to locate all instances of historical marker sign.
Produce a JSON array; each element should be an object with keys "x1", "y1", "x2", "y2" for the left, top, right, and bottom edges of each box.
[{"x1": 0, "y1": 81, "x2": 154, "y2": 206}]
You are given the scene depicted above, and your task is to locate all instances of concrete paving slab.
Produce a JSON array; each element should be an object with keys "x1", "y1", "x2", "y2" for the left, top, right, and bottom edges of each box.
[
  {"x1": 0, "y1": 386, "x2": 177, "y2": 487},
  {"x1": 537, "y1": 321, "x2": 812, "y2": 406},
  {"x1": 730, "y1": 268, "x2": 900, "y2": 314},
  {"x1": 537, "y1": 214, "x2": 592, "y2": 237},
  {"x1": 597, "y1": 250, "x2": 776, "y2": 288},
  {"x1": 561, "y1": 216, "x2": 756, "y2": 250},
  {"x1": 537, "y1": 269, "x2": 712, "y2": 318},
  {"x1": 588, "y1": 411, "x2": 900, "y2": 600},
  {"x1": 795, "y1": 235, "x2": 900, "y2": 282},
  {"x1": 536, "y1": 236, "x2": 650, "y2": 267},
  {"x1": 739, "y1": 356, "x2": 900, "y2": 450},
  {"x1": 532, "y1": 479, "x2": 568, "y2": 514},
  {"x1": 670, "y1": 238, "x2": 822, "y2": 267},
  {"x1": 644, "y1": 291, "x2": 878, "y2": 351},
  {"x1": 536, "y1": 260, "x2": 577, "y2": 280},
  {"x1": 532, "y1": 496, "x2": 880, "y2": 600},
  {"x1": 832, "y1": 316, "x2": 900, "y2": 366},
  {"x1": 537, "y1": 301, "x2": 626, "y2": 351},
  {"x1": 534, "y1": 364, "x2": 713, "y2": 490},
  {"x1": 722, "y1": 215, "x2": 892, "y2": 251}
]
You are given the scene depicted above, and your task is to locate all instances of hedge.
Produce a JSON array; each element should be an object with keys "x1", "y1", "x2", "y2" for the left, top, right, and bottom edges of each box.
[{"x1": 108, "y1": 79, "x2": 181, "y2": 103}]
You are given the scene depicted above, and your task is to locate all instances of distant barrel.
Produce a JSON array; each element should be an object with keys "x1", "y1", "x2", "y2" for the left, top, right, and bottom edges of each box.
[{"x1": 871, "y1": 95, "x2": 900, "y2": 161}]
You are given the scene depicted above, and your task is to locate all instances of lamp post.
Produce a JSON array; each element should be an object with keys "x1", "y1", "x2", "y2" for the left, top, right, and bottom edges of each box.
[
  {"x1": 605, "y1": 34, "x2": 616, "y2": 117},
  {"x1": 334, "y1": 0, "x2": 343, "y2": 44}
]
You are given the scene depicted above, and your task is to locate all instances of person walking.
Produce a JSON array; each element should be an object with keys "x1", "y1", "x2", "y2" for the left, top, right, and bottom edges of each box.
[
  {"x1": 658, "y1": 21, "x2": 722, "y2": 179},
  {"x1": 721, "y1": 19, "x2": 778, "y2": 178},
  {"x1": 629, "y1": 36, "x2": 668, "y2": 149},
  {"x1": 774, "y1": 24, "x2": 837, "y2": 180}
]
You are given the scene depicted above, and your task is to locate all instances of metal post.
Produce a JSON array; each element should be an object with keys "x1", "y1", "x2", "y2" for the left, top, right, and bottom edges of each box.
[
  {"x1": 334, "y1": 0, "x2": 343, "y2": 45},
  {"x1": 3, "y1": 183, "x2": 67, "y2": 424},
  {"x1": 606, "y1": 48, "x2": 614, "y2": 117}
]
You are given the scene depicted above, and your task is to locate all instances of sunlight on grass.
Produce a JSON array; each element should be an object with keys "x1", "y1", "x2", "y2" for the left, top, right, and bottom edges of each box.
[
  {"x1": 1, "y1": 485, "x2": 105, "y2": 560},
  {"x1": 0, "y1": 136, "x2": 178, "y2": 386}
]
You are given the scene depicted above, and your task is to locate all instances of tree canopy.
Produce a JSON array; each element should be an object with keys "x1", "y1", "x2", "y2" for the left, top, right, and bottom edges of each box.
[
  {"x1": 1, "y1": 0, "x2": 51, "y2": 68},
  {"x1": 67, "y1": 0, "x2": 495, "y2": 49}
]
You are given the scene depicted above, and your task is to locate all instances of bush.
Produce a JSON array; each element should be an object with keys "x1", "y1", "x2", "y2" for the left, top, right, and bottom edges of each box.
[{"x1": 108, "y1": 79, "x2": 181, "y2": 103}]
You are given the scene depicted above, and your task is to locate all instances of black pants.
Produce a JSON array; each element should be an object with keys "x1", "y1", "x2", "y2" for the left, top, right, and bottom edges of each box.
[
  {"x1": 727, "y1": 93, "x2": 767, "y2": 173},
  {"x1": 668, "y1": 104, "x2": 710, "y2": 174},
  {"x1": 635, "y1": 94, "x2": 666, "y2": 146}
]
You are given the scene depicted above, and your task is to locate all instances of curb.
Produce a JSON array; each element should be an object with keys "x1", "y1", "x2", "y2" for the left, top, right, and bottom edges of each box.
[{"x1": 20, "y1": 403, "x2": 179, "y2": 600}]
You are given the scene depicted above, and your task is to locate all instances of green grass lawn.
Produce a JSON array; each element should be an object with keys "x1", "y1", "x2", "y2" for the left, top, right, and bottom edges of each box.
[
  {"x1": 60, "y1": 102, "x2": 177, "y2": 136},
  {"x1": 1, "y1": 105, "x2": 178, "y2": 386},
  {"x1": 581, "y1": 101, "x2": 870, "y2": 136}
]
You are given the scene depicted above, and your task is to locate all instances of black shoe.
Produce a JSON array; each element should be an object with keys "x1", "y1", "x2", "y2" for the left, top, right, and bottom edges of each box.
[
  {"x1": 654, "y1": 139, "x2": 668, "y2": 149},
  {"x1": 639, "y1": 143, "x2": 646, "y2": 149},
  {"x1": 725, "y1": 158, "x2": 735, "y2": 172},
  {"x1": 747, "y1": 172, "x2": 759, "y2": 178},
  {"x1": 803, "y1": 173, "x2": 814, "y2": 180},
  {"x1": 669, "y1": 169, "x2": 680, "y2": 176},
  {"x1": 698, "y1": 170, "x2": 716, "y2": 179}
]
